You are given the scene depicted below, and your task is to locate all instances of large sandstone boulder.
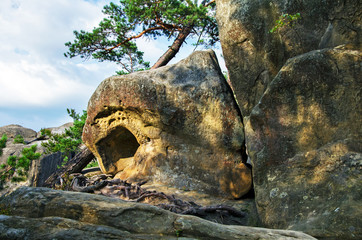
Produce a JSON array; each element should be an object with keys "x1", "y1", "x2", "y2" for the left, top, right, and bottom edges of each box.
[
  {"x1": 216, "y1": 0, "x2": 361, "y2": 116},
  {"x1": 83, "y1": 50, "x2": 251, "y2": 198},
  {"x1": 0, "y1": 187, "x2": 317, "y2": 239},
  {"x1": 245, "y1": 47, "x2": 361, "y2": 239}
]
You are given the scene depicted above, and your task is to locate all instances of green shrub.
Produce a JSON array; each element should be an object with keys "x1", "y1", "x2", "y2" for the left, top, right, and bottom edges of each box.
[
  {"x1": 270, "y1": 13, "x2": 301, "y2": 33},
  {"x1": 11, "y1": 176, "x2": 26, "y2": 182},
  {"x1": 13, "y1": 135, "x2": 24, "y2": 144},
  {"x1": 6, "y1": 156, "x2": 17, "y2": 168},
  {"x1": 39, "y1": 128, "x2": 51, "y2": 138},
  {"x1": 0, "y1": 134, "x2": 6, "y2": 148},
  {"x1": 42, "y1": 109, "x2": 87, "y2": 167},
  {"x1": 0, "y1": 204, "x2": 11, "y2": 215},
  {"x1": 0, "y1": 144, "x2": 41, "y2": 184},
  {"x1": 18, "y1": 145, "x2": 41, "y2": 173},
  {"x1": 175, "y1": 229, "x2": 183, "y2": 237},
  {"x1": 0, "y1": 134, "x2": 7, "y2": 156},
  {"x1": 85, "y1": 159, "x2": 99, "y2": 169}
]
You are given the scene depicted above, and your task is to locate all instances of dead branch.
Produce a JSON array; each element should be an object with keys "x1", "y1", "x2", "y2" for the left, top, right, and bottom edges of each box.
[
  {"x1": 72, "y1": 179, "x2": 108, "y2": 193},
  {"x1": 43, "y1": 147, "x2": 94, "y2": 188},
  {"x1": 60, "y1": 172, "x2": 246, "y2": 225}
]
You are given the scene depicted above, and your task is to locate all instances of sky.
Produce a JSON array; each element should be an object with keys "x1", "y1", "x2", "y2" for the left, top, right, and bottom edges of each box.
[{"x1": 0, "y1": 0, "x2": 225, "y2": 132}]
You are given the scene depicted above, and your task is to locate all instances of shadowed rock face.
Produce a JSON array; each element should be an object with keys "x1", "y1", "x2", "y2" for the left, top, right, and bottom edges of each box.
[
  {"x1": 216, "y1": 0, "x2": 361, "y2": 116},
  {"x1": 83, "y1": 50, "x2": 252, "y2": 198},
  {"x1": 245, "y1": 48, "x2": 362, "y2": 239},
  {"x1": 217, "y1": 1, "x2": 361, "y2": 237},
  {"x1": 96, "y1": 126, "x2": 140, "y2": 171}
]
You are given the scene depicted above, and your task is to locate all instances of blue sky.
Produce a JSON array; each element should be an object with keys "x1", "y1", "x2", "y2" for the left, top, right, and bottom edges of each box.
[{"x1": 0, "y1": 0, "x2": 225, "y2": 131}]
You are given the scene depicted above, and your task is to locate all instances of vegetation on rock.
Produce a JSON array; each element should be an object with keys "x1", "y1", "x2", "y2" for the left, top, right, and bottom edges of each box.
[
  {"x1": 85, "y1": 159, "x2": 99, "y2": 169},
  {"x1": 0, "y1": 145, "x2": 41, "y2": 184},
  {"x1": 0, "y1": 134, "x2": 7, "y2": 157},
  {"x1": 270, "y1": 13, "x2": 301, "y2": 33},
  {"x1": 0, "y1": 203, "x2": 11, "y2": 215},
  {"x1": 65, "y1": 0, "x2": 218, "y2": 74},
  {"x1": 13, "y1": 135, "x2": 25, "y2": 144},
  {"x1": 41, "y1": 109, "x2": 88, "y2": 167}
]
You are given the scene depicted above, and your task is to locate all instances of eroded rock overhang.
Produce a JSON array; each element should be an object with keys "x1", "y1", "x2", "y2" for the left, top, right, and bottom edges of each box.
[{"x1": 82, "y1": 50, "x2": 252, "y2": 198}]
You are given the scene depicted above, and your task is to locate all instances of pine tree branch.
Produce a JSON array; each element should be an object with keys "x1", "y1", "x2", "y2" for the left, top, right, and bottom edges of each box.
[
  {"x1": 105, "y1": 26, "x2": 165, "y2": 52},
  {"x1": 204, "y1": 0, "x2": 215, "y2": 7}
]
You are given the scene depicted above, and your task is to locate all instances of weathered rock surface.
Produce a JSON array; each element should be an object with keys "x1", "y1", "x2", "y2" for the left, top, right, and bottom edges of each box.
[
  {"x1": 28, "y1": 152, "x2": 64, "y2": 187},
  {"x1": 0, "y1": 187, "x2": 317, "y2": 239},
  {"x1": 216, "y1": 0, "x2": 361, "y2": 116},
  {"x1": 0, "y1": 125, "x2": 65, "y2": 195},
  {"x1": 0, "y1": 125, "x2": 45, "y2": 167},
  {"x1": 36, "y1": 122, "x2": 73, "y2": 138},
  {"x1": 245, "y1": 47, "x2": 361, "y2": 239},
  {"x1": 0, "y1": 124, "x2": 37, "y2": 141},
  {"x1": 83, "y1": 50, "x2": 251, "y2": 198}
]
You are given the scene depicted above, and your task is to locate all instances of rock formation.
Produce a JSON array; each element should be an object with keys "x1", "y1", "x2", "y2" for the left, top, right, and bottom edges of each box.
[
  {"x1": 0, "y1": 124, "x2": 36, "y2": 142},
  {"x1": 83, "y1": 50, "x2": 252, "y2": 198},
  {"x1": 216, "y1": 0, "x2": 361, "y2": 116},
  {"x1": 245, "y1": 47, "x2": 361, "y2": 239},
  {"x1": 217, "y1": 0, "x2": 361, "y2": 239},
  {"x1": 1, "y1": 1, "x2": 360, "y2": 239},
  {"x1": 0, "y1": 125, "x2": 66, "y2": 194},
  {"x1": 0, "y1": 187, "x2": 317, "y2": 240}
]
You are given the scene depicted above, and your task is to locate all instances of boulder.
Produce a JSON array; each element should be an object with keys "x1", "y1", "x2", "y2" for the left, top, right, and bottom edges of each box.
[
  {"x1": 0, "y1": 215, "x2": 148, "y2": 240},
  {"x1": 36, "y1": 122, "x2": 73, "y2": 138},
  {"x1": 216, "y1": 0, "x2": 361, "y2": 116},
  {"x1": 0, "y1": 124, "x2": 36, "y2": 141},
  {"x1": 0, "y1": 124, "x2": 65, "y2": 194},
  {"x1": 83, "y1": 50, "x2": 251, "y2": 198},
  {"x1": 0, "y1": 187, "x2": 317, "y2": 239},
  {"x1": 0, "y1": 125, "x2": 42, "y2": 167},
  {"x1": 245, "y1": 47, "x2": 361, "y2": 239},
  {"x1": 0, "y1": 146, "x2": 63, "y2": 195}
]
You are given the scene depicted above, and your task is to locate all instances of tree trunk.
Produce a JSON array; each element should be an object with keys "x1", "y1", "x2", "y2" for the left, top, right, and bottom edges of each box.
[
  {"x1": 43, "y1": 146, "x2": 94, "y2": 188},
  {"x1": 151, "y1": 26, "x2": 192, "y2": 69}
]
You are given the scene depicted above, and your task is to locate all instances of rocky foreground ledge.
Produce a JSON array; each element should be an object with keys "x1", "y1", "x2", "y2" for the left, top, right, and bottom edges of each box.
[{"x1": 0, "y1": 187, "x2": 316, "y2": 240}]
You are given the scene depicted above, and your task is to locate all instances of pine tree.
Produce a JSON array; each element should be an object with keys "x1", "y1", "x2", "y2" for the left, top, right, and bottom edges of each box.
[{"x1": 65, "y1": 0, "x2": 217, "y2": 74}]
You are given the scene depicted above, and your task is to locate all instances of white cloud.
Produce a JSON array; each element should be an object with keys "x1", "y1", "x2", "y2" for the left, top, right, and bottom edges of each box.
[
  {"x1": 0, "y1": 0, "x2": 119, "y2": 130},
  {"x1": 136, "y1": 37, "x2": 166, "y2": 65},
  {"x1": 0, "y1": 0, "x2": 117, "y2": 109},
  {"x1": 0, "y1": 0, "x2": 227, "y2": 131},
  {"x1": 0, "y1": 60, "x2": 93, "y2": 107}
]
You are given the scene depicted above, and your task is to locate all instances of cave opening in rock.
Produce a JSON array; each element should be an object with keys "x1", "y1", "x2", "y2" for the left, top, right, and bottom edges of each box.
[{"x1": 97, "y1": 126, "x2": 140, "y2": 171}]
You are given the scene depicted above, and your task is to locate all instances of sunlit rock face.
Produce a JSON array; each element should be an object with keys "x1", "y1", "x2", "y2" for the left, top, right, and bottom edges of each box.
[
  {"x1": 83, "y1": 50, "x2": 252, "y2": 198},
  {"x1": 216, "y1": 0, "x2": 361, "y2": 116},
  {"x1": 245, "y1": 48, "x2": 362, "y2": 239}
]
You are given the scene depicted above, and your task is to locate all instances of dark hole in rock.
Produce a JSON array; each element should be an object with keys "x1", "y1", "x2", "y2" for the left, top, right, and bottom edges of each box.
[{"x1": 96, "y1": 126, "x2": 140, "y2": 171}]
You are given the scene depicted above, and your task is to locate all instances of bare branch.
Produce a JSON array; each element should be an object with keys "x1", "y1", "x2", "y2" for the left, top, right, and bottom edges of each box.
[{"x1": 117, "y1": 60, "x2": 131, "y2": 73}]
